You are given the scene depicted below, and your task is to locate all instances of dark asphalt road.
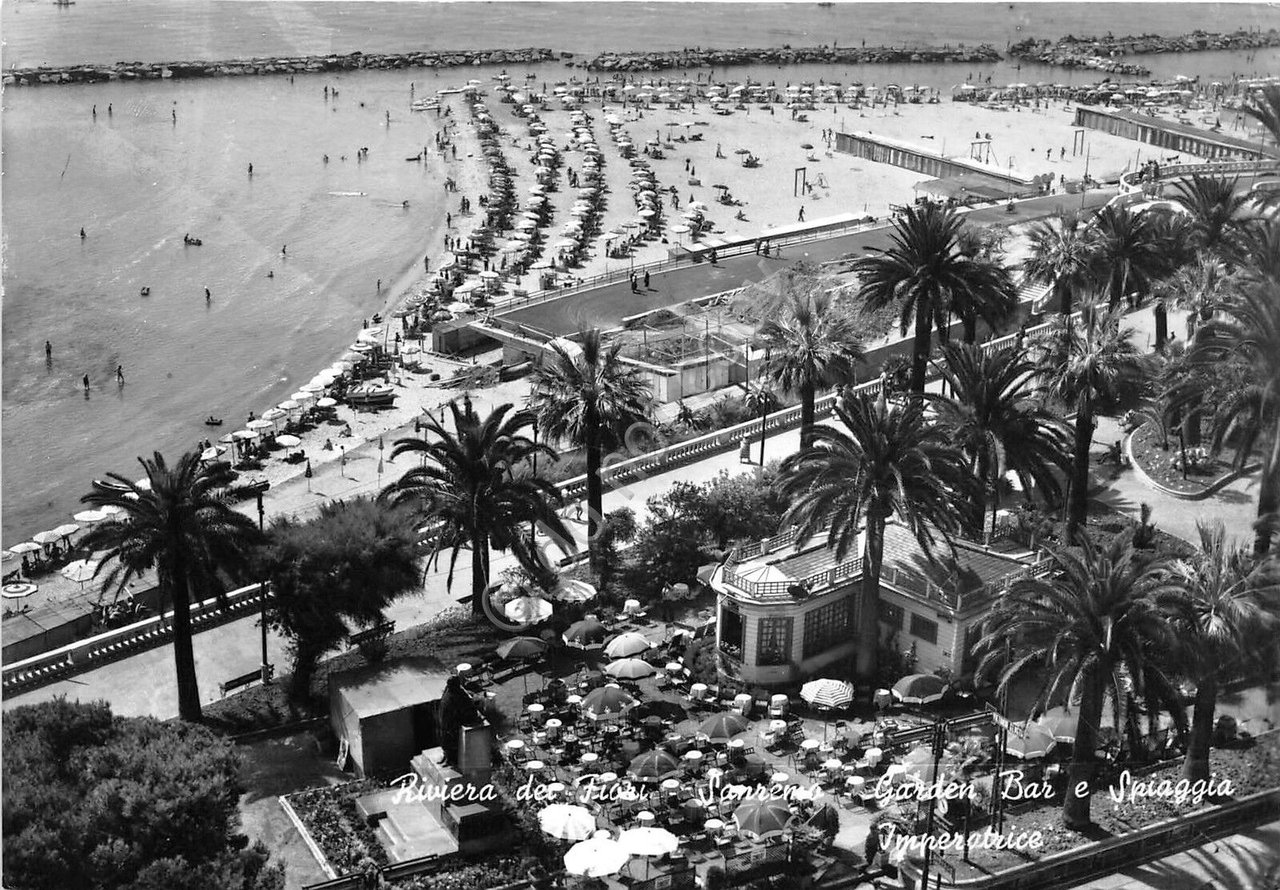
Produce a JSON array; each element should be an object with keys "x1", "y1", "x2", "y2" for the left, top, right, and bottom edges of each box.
[{"x1": 499, "y1": 189, "x2": 1116, "y2": 336}]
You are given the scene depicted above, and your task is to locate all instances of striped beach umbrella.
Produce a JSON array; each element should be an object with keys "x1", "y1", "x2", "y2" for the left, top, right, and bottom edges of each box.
[
  {"x1": 892, "y1": 673, "x2": 947, "y2": 705},
  {"x1": 800, "y1": 678, "x2": 855, "y2": 710}
]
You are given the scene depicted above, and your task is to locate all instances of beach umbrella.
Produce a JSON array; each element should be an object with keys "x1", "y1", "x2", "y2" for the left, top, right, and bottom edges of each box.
[
  {"x1": 801, "y1": 678, "x2": 854, "y2": 710},
  {"x1": 496, "y1": 636, "x2": 548, "y2": 661},
  {"x1": 504, "y1": 595, "x2": 553, "y2": 624},
  {"x1": 291, "y1": 390, "x2": 316, "y2": 403},
  {"x1": 553, "y1": 238, "x2": 577, "y2": 250},
  {"x1": 247, "y1": 419, "x2": 274, "y2": 432},
  {"x1": 564, "y1": 836, "x2": 628, "y2": 877},
  {"x1": 277, "y1": 399, "x2": 301, "y2": 412},
  {"x1": 606, "y1": 658, "x2": 656, "y2": 680},
  {"x1": 232, "y1": 429, "x2": 260, "y2": 442},
  {"x1": 733, "y1": 798, "x2": 793, "y2": 840},
  {"x1": 670, "y1": 224, "x2": 690, "y2": 235},
  {"x1": 276, "y1": 434, "x2": 302, "y2": 448},
  {"x1": 262, "y1": 407, "x2": 288, "y2": 421},
  {"x1": 539, "y1": 804, "x2": 596, "y2": 841},
  {"x1": 548, "y1": 579, "x2": 596, "y2": 604},
  {"x1": 60, "y1": 559, "x2": 99, "y2": 587},
  {"x1": 1035, "y1": 706, "x2": 1079, "y2": 743},
  {"x1": 604, "y1": 631, "x2": 651, "y2": 659},
  {"x1": 617, "y1": 827, "x2": 678, "y2": 857},
  {"x1": 199, "y1": 446, "x2": 225, "y2": 462},
  {"x1": 1005, "y1": 724, "x2": 1057, "y2": 759},
  {"x1": 51, "y1": 523, "x2": 80, "y2": 540},
  {"x1": 32, "y1": 531, "x2": 62, "y2": 546},
  {"x1": 563, "y1": 618, "x2": 608, "y2": 649},
  {"x1": 583, "y1": 685, "x2": 637, "y2": 720},
  {"x1": 8, "y1": 542, "x2": 42, "y2": 555},
  {"x1": 72, "y1": 510, "x2": 107, "y2": 525},
  {"x1": 1, "y1": 582, "x2": 38, "y2": 598},
  {"x1": 892, "y1": 673, "x2": 947, "y2": 705},
  {"x1": 697, "y1": 712, "x2": 749, "y2": 744},
  {"x1": 316, "y1": 397, "x2": 337, "y2": 409},
  {"x1": 98, "y1": 505, "x2": 124, "y2": 517}
]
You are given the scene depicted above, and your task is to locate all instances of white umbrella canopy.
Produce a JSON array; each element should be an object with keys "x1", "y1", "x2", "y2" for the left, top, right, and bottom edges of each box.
[
  {"x1": 61, "y1": 559, "x2": 100, "y2": 585},
  {"x1": 800, "y1": 678, "x2": 855, "y2": 710},
  {"x1": 262, "y1": 408, "x2": 288, "y2": 422},
  {"x1": 31, "y1": 531, "x2": 63, "y2": 546},
  {"x1": 315, "y1": 397, "x2": 338, "y2": 409},
  {"x1": 539, "y1": 804, "x2": 596, "y2": 841},
  {"x1": 605, "y1": 631, "x2": 652, "y2": 659},
  {"x1": 617, "y1": 827, "x2": 679, "y2": 857},
  {"x1": 232, "y1": 429, "x2": 260, "y2": 441},
  {"x1": 504, "y1": 595, "x2": 554, "y2": 624},
  {"x1": 73, "y1": 510, "x2": 108, "y2": 524},
  {"x1": 7, "y1": 542, "x2": 42, "y2": 554},
  {"x1": 605, "y1": 658, "x2": 656, "y2": 680},
  {"x1": 276, "y1": 434, "x2": 303, "y2": 448},
  {"x1": 246, "y1": 419, "x2": 274, "y2": 431},
  {"x1": 278, "y1": 400, "x2": 301, "y2": 412},
  {"x1": 200, "y1": 446, "x2": 226, "y2": 461},
  {"x1": 551, "y1": 579, "x2": 598, "y2": 603},
  {"x1": 564, "y1": 836, "x2": 629, "y2": 877}
]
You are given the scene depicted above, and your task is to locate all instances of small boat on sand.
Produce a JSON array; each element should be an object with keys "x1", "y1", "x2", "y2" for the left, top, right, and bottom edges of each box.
[{"x1": 344, "y1": 382, "x2": 396, "y2": 408}]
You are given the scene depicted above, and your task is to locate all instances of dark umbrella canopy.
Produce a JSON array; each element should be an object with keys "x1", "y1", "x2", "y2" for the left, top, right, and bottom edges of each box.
[
  {"x1": 697, "y1": 713, "x2": 749, "y2": 743},
  {"x1": 496, "y1": 636, "x2": 549, "y2": 661},
  {"x1": 629, "y1": 749, "x2": 681, "y2": 781},
  {"x1": 733, "y1": 798, "x2": 793, "y2": 840},
  {"x1": 563, "y1": 618, "x2": 608, "y2": 650},
  {"x1": 892, "y1": 673, "x2": 947, "y2": 705},
  {"x1": 582, "y1": 685, "x2": 638, "y2": 720},
  {"x1": 632, "y1": 700, "x2": 687, "y2": 723}
]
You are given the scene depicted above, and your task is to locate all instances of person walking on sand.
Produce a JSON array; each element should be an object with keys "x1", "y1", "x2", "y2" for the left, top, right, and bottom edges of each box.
[
  {"x1": 797, "y1": 206, "x2": 806, "y2": 222},
  {"x1": 205, "y1": 287, "x2": 211, "y2": 302},
  {"x1": 248, "y1": 163, "x2": 253, "y2": 175},
  {"x1": 46, "y1": 340, "x2": 52, "y2": 361},
  {"x1": 82, "y1": 374, "x2": 90, "y2": 393},
  {"x1": 116, "y1": 365, "x2": 125, "y2": 385},
  {"x1": 281, "y1": 245, "x2": 287, "y2": 256},
  {"x1": 80, "y1": 227, "x2": 86, "y2": 239}
]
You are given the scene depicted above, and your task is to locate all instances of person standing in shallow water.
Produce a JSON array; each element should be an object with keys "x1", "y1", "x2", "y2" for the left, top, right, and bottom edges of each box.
[
  {"x1": 82, "y1": 374, "x2": 90, "y2": 393},
  {"x1": 116, "y1": 365, "x2": 125, "y2": 385},
  {"x1": 45, "y1": 341, "x2": 52, "y2": 361}
]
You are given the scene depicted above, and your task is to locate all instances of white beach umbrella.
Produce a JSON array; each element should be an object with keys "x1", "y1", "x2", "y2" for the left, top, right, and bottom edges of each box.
[
  {"x1": 72, "y1": 510, "x2": 107, "y2": 525},
  {"x1": 275, "y1": 434, "x2": 302, "y2": 448}
]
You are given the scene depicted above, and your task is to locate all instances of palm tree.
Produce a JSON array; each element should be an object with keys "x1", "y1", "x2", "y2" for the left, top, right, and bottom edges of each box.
[
  {"x1": 1242, "y1": 83, "x2": 1280, "y2": 148},
  {"x1": 1021, "y1": 212, "x2": 1096, "y2": 318},
  {"x1": 80, "y1": 451, "x2": 264, "y2": 722},
  {"x1": 927, "y1": 343, "x2": 1071, "y2": 536},
  {"x1": 1037, "y1": 307, "x2": 1148, "y2": 543},
  {"x1": 953, "y1": 226, "x2": 1019, "y2": 343},
  {"x1": 1153, "y1": 251, "x2": 1234, "y2": 350},
  {"x1": 758, "y1": 289, "x2": 863, "y2": 448},
  {"x1": 384, "y1": 399, "x2": 573, "y2": 615},
  {"x1": 529, "y1": 329, "x2": 652, "y2": 572},
  {"x1": 852, "y1": 202, "x2": 1012, "y2": 393},
  {"x1": 1169, "y1": 174, "x2": 1251, "y2": 257},
  {"x1": 976, "y1": 533, "x2": 1177, "y2": 829},
  {"x1": 1089, "y1": 204, "x2": 1167, "y2": 310},
  {"x1": 777, "y1": 391, "x2": 976, "y2": 682},
  {"x1": 1159, "y1": 522, "x2": 1280, "y2": 781}
]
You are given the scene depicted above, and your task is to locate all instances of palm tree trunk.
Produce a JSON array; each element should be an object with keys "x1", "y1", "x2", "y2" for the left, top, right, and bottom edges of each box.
[
  {"x1": 1183, "y1": 397, "x2": 1202, "y2": 448},
  {"x1": 962, "y1": 311, "x2": 978, "y2": 344},
  {"x1": 1064, "y1": 668, "x2": 1105, "y2": 829},
  {"x1": 909, "y1": 299, "x2": 933, "y2": 394},
  {"x1": 1182, "y1": 679, "x2": 1217, "y2": 782},
  {"x1": 1066, "y1": 394, "x2": 1095, "y2": 543},
  {"x1": 855, "y1": 520, "x2": 885, "y2": 684},
  {"x1": 168, "y1": 571, "x2": 203, "y2": 722},
  {"x1": 471, "y1": 531, "x2": 489, "y2": 615},
  {"x1": 800, "y1": 380, "x2": 816, "y2": 450},
  {"x1": 1153, "y1": 301, "x2": 1167, "y2": 350},
  {"x1": 1254, "y1": 460, "x2": 1279, "y2": 557},
  {"x1": 585, "y1": 405, "x2": 603, "y2": 573},
  {"x1": 1057, "y1": 281, "x2": 1073, "y2": 319}
]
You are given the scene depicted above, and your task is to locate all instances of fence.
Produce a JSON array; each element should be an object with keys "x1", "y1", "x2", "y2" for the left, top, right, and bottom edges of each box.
[
  {"x1": 1, "y1": 581, "x2": 271, "y2": 696},
  {"x1": 1116, "y1": 158, "x2": 1280, "y2": 195}
]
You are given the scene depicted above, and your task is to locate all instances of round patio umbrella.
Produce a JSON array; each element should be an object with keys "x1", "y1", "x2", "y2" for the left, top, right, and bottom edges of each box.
[
  {"x1": 60, "y1": 559, "x2": 100, "y2": 586},
  {"x1": 7, "y1": 542, "x2": 42, "y2": 554},
  {"x1": 617, "y1": 827, "x2": 679, "y2": 857},
  {"x1": 1035, "y1": 706, "x2": 1079, "y2": 743},
  {"x1": 278, "y1": 399, "x2": 301, "y2": 411},
  {"x1": 539, "y1": 804, "x2": 596, "y2": 841},
  {"x1": 73, "y1": 510, "x2": 107, "y2": 524},
  {"x1": 604, "y1": 631, "x2": 651, "y2": 659},
  {"x1": 32, "y1": 531, "x2": 62, "y2": 546},
  {"x1": 2, "y1": 583, "x2": 38, "y2": 599},
  {"x1": 583, "y1": 685, "x2": 637, "y2": 720},
  {"x1": 1005, "y1": 723, "x2": 1057, "y2": 759},
  {"x1": 892, "y1": 673, "x2": 947, "y2": 705},
  {"x1": 200, "y1": 447, "x2": 225, "y2": 462},
  {"x1": 98, "y1": 505, "x2": 124, "y2": 517},
  {"x1": 801, "y1": 678, "x2": 855, "y2": 710},
  {"x1": 564, "y1": 836, "x2": 629, "y2": 877},
  {"x1": 276, "y1": 434, "x2": 302, "y2": 448},
  {"x1": 605, "y1": 658, "x2": 656, "y2": 680},
  {"x1": 697, "y1": 712, "x2": 749, "y2": 743},
  {"x1": 563, "y1": 618, "x2": 607, "y2": 649},
  {"x1": 733, "y1": 798, "x2": 793, "y2": 840},
  {"x1": 246, "y1": 418, "x2": 274, "y2": 432},
  {"x1": 52, "y1": 523, "x2": 80, "y2": 539},
  {"x1": 504, "y1": 595, "x2": 553, "y2": 624},
  {"x1": 496, "y1": 636, "x2": 548, "y2": 660}
]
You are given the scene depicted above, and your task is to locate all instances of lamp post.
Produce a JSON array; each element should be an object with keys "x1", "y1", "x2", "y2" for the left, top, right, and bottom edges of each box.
[{"x1": 255, "y1": 491, "x2": 270, "y2": 684}]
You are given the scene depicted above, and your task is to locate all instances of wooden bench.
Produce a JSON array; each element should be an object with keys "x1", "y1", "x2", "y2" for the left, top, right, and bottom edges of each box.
[
  {"x1": 349, "y1": 620, "x2": 395, "y2": 649},
  {"x1": 220, "y1": 663, "x2": 273, "y2": 697}
]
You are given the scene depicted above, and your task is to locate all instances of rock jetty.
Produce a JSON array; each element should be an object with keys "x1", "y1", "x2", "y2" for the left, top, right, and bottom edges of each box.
[
  {"x1": 581, "y1": 44, "x2": 1001, "y2": 72},
  {"x1": 3, "y1": 48, "x2": 560, "y2": 87},
  {"x1": 1010, "y1": 29, "x2": 1280, "y2": 76}
]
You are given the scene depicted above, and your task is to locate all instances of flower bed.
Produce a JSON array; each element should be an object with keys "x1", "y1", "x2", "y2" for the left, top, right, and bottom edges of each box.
[
  {"x1": 1129, "y1": 421, "x2": 1230, "y2": 496},
  {"x1": 286, "y1": 778, "x2": 390, "y2": 875},
  {"x1": 391, "y1": 855, "x2": 534, "y2": 889}
]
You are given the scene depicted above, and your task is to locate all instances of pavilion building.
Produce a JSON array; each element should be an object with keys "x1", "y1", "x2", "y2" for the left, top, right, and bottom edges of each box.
[{"x1": 708, "y1": 522, "x2": 1050, "y2": 688}]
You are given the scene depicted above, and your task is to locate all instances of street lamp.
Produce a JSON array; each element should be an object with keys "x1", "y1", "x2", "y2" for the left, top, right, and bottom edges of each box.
[{"x1": 255, "y1": 491, "x2": 271, "y2": 685}]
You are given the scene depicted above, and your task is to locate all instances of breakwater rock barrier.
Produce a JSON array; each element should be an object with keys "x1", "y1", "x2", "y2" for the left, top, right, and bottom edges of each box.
[
  {"x1": 3, "y1": 48, "x2": 561, "y2": 87},
  {"x1": 581, "y1": 44, "x2": 1001, "y2": 72},
  {"x1": 1010, "y1": 29, "x2": 1280, "y2": 76}
]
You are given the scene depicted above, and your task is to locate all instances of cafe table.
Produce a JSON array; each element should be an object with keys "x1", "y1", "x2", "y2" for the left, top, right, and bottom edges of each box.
[{"x1": 704, "y1": 818, "x2": 726, "y2": 837}]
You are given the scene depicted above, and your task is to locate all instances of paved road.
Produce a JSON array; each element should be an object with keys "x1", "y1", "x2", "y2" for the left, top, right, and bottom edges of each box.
[{"x1": 500, "y1": 189, "x2": 1116, "y2": 336}]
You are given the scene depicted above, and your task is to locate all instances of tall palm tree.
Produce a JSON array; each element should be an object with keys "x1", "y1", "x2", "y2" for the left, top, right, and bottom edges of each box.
[
  {"x1": 953, "y1": 226, "x2": 1019, "y2": 343},
  {"x1": 976, "y1": 533, "x2": 1177, "y2": 829},
  {"x1": 1242, "y1": 83, "x2": 1280, "y2": 148},
  {"x1": 1159, "y1": 522, "x2": 1280, "y2": 781},
  {"x1": 927, "y1": 343, "x2": 1071, "y2": 535},
  {"x1": 80, "y1": 451, "x2": 264, "y2": 722},
  {"x1": 1177, "y1": 279, "x2": 1280, "y2": 554},
  {"x1": 528, "y1": 331, "x2": 652, "y2": 572},
  {"x1": 384, "y1": 399, "x2": 573, "y2": 615},
  {"x1": 1021, "y1": 212, "x2": 1096, "y2": 318},
  {"x1": 777, "y1": 391, "x2": 976, "y2": 682},
  {"x1": 1153, "y1": 251, "x2": 1234, "y2": 350},
  {"x1": 1037, "y1": 307, "x2": 1148, "y2": 543},
  {"x1": 757, "y1": 289, "x2": 863, "y2": 448},
  {"x1": 1089, "y1": 204, "x2": 1167, "y2": 310},
  {"x1": 1169, "y1": 173, "x2": 1251, "y2": 257},
  {"x1": 852, "y1": 202, "x2": 1012, "y2": 393}
]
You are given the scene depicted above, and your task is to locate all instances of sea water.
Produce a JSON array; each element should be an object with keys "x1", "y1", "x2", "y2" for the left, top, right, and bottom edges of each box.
[{"x1": 2, "y1": 2, "x2": 1277, "y2": 543}]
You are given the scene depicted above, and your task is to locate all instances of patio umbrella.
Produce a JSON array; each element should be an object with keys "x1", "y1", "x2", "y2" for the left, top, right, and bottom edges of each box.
[
  {"x1": 605, "y1": 658, "x2": 656, "y2": 680},
  {"x1": 314, "y1": 397, "x2": 337, "y2": 408},
  {"x1": 800, "y1": 678, "x2": 854, "y2": 710},
  {"x1": 539, "y1": 804, "x2": 596, "y2": 841},
  {"x1": 7, "y1": 542, "x2": 42, "y2": 554},
  {"x1": 564, "y1": 836, "x2": 629, "y2": 877},
  {"x1": 276, "y1": 434, "x2": 302, "y2": 448},
  {"x1": 892, "y1": 673, "x2": 947, "y2": 705},
  {"x1": 604, "y1": 631, "x2": 651, "y2": 659},
  {"x1": 583, "y1": 685, "x2": 637, "y2": 720},
  {"x1": 32, "y1": 531, "x2": 62, "y2": 546},
  {"x1": 60, "y1": 559, "x2": 99, "y2": 587},
  {"x1": 1036, "y1": 706, "x2": 1079, "y2": 743},
  {"x1": 632, "y1": 700, "x2": 687, "y2": 723},
  {"x1": 504, "y1": 595, "x2": 553, "y2": 624},
  {"x1": 697, "y1": 712, "x2": 749, "y2": 744},
  {"x1": 563, "y1": 618, "x2": 607, "y2": 649},
  {"x1": 278, "y1": 399, "x2": 301, "y2": 412},
  {"x1": 246, "y1": 418, "x2": 274, "y2": 432},
  {"x1": 496, "y1": 636, "x2": 548, "y2": 661},
  {"x1": 617, "y1": 827, "x2": 679, "y2": 857},
  {"x1": 2, "y1": 583, "x2": 38, "y2": 599},
  {"x1": 52, "y1": 523, "x2": 80, "y2": 540},
  {"x1": 1005, "y1": 723, "x2": 1057, "y2": 759},
  {"x1": 72, "y1": 510, "x2": 107, "y2": 524},
  {"x1": 550, "y1": 579, "x2": 597, "y2": 603},
  {"x1": 733, "y1": 798, "x2": 793, "y2": 840}
]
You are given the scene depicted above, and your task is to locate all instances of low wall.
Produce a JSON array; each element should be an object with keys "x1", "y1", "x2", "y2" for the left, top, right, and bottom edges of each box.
[{"x1": 582, "y1": 44, "x2": 1000, "y2": 71}]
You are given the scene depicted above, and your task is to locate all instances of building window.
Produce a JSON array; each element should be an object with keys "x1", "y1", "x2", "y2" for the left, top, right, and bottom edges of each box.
[
  {"x1": 719, "y1": 605, "x2": 744, "y2": 660},
  {"x1": 879, "y1": 601, "x2": 904, "y2": 630},
  {"x1": 803, "y1": 597, "x2": 851, "y2": 659},
  {"x1": 756, "y1": 617, "x2": 793, "y2": 666},
  {"x1": 909, "y1": 613, "x2": 939, "y2": 645}
]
